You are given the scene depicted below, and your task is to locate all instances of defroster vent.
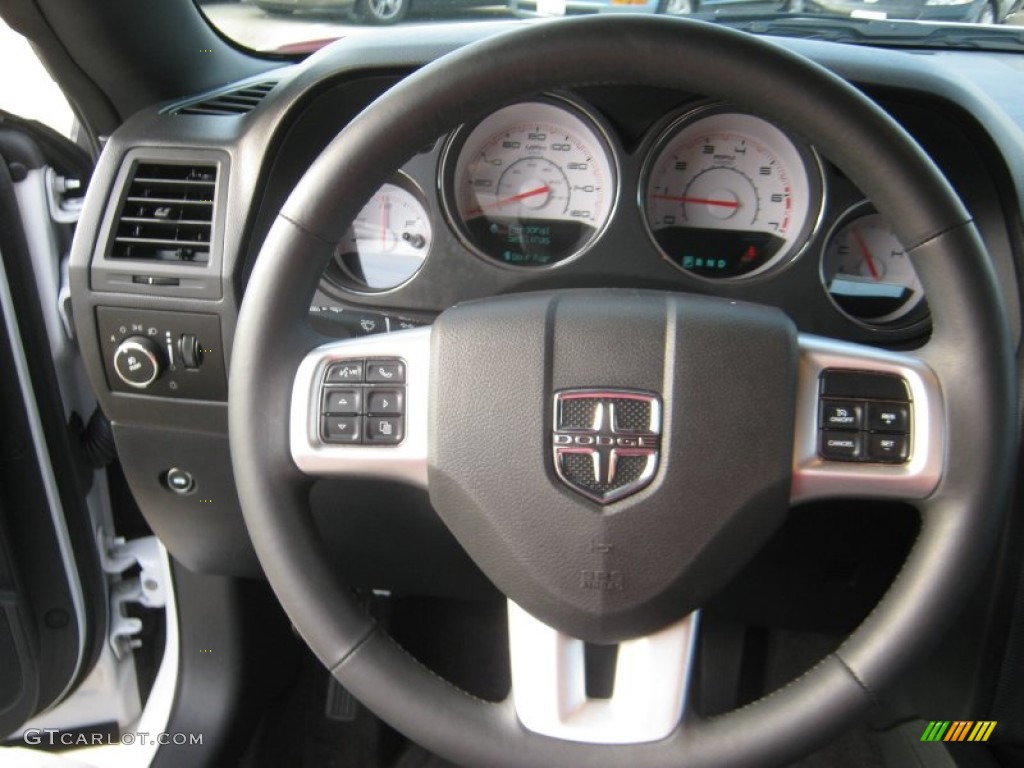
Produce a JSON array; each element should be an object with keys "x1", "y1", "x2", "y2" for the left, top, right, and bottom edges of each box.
[
  {"x1": 173, "y1": 81, "x2": 276, "y2": 116},
  {"x1": 109, "y1": 163, "x2": 217, "y2": 263}
]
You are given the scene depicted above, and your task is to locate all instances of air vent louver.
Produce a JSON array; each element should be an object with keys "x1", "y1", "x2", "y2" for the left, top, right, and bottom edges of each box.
[
  {"x1": 174, "y1": 81, "x2": 276, "y2": 116},
  {"x1": 109, "y1": 163, "x2": 216, "y2": 263}
]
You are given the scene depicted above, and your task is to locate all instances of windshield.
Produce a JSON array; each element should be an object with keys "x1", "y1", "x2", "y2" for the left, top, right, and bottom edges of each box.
[{"x1": 197, "y1": 0, "x2": 1024, "y2": 54}]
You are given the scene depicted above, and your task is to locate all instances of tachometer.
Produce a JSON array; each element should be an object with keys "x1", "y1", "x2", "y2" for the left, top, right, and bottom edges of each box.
[
  {"x1": 643, "y1": 107, "x2": 823, "y2": 279},
  {"x1": 442, "y1": 99, "x2": 617, "y2": 267}
]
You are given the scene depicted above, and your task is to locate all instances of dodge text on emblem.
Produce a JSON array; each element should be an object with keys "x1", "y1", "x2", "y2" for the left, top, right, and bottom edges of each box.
[{"x1": 552, "y1": 389, "x2": 662, "y2": 504}]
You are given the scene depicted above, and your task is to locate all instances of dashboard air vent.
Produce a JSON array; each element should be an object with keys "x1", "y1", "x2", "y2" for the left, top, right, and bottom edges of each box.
[
  {"x1": 109, "y1": 163, "x2": 217, "y2": 263},
  {"x1": 174, "y1": 81, "x2": 277, "y2": 116}
]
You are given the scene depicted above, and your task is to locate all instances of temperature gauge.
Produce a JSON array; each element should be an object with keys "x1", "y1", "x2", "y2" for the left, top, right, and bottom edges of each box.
[{"x1": 822, "y1": 208, "x2": 926, "y2": 326}]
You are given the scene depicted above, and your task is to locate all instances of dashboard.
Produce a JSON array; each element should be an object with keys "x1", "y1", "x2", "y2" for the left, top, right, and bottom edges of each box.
[
  {"x1": 322, "y1": 93, "x2": 923, "y2": 331},
  {"x1": 67, "y1": 22, "x2": 1024, "y2": 580}
]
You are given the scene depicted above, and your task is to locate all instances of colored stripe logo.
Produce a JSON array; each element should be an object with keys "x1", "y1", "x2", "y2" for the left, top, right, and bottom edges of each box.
[{"x1": 921, "y1": 721, "x2": 996, "y2": 742}]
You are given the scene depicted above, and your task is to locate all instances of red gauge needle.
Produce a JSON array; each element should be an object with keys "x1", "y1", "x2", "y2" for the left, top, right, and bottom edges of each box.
[
  {"x1": 850, "y1": 226, "x2": 880, "y2": 281},
  {"x1": 466, "y1": 185, "x2": 550, "y2": 215},
  {"x1": 651, "y1": 193, "x2": 740, "y2": 209}
]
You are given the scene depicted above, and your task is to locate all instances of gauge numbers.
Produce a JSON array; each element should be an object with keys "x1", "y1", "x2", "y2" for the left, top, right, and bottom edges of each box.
[
  {"x1": 332, "y1": 178, "x2": 431, "y2": 292},
  {"x1": 644, "y1": 109, "x2": 822, "y2": 279},
  {"x1": 823, "y1": 208, "x2": 926, "y2": 326},
  {"x1": 444, "y1": 100, "x2": 617, "y2": 267}
]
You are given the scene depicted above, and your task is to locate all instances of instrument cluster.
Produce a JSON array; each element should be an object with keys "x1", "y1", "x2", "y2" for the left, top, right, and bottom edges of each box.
[{"x1": 320, "y1": 94, "x2": 928, "y2": 331}]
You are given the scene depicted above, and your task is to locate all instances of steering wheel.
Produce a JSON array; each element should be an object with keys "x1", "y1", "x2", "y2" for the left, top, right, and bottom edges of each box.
[{"x1": 230, "y1": 16, "x2": 1016, "y2": 767}]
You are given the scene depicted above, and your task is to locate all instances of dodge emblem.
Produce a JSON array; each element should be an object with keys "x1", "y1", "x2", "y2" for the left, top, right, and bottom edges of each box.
[{"x1": 552, "y1": 389, "x2": 661, "y2": 504}]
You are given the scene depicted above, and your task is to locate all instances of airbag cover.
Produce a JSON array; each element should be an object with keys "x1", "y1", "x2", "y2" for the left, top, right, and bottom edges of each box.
[{"x1": 428, "y1": 289, "x2": 797, "y2": 642}]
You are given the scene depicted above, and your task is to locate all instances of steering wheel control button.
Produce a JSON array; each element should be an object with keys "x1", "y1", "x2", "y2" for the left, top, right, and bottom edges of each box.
[
  {"x1": 820, "y1": 431, "x2": 863, "y2": 461},
  {"x1": 323, "y1": 388, "x2": 362, "y2": 415},
  {"x1": 165, "y1": 467, "x2": 195, "y2": 495},
  {"x1": 366, "y1": 416, "x2": 404, "y2": 444},
  {"x1": 820, "y1": 401, "x2": 861, "y2": 430},
  {"x1": 113, "y1": 336, "x2": 163, "y2": 388},
  {"x1": 317, "y1": 358, "x2": 407, "y2": 447},
  {"x1": 869, "y1": 434, "x2": 909, "y2": 463},
  {"x1": 366, "y1": 360, "x2": 405, "y2": 383},
  {"x1": 323, "y1": 416, "x2": 362, "y2": 443},
  {"x1": 817, "y1": 369, "x2": 911, "y2": 464},
  {"x1": 366, "y1": 390, "x2": 402, "y2": 415},
  {"x1": 867, "y1": 403, "x2": 908, "y2": 433},
  {"x1": 326, "y1": 361, "x2": 365, "y2": 383}
]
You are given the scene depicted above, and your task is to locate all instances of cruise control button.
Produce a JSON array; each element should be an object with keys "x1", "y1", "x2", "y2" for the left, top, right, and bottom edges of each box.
[
  {"x1": 366, "y1": 360, "x2": 405, "y2": 383},
  {"x1": 366, "y1": 390, "x2": 402, "y2": 415},
  {"x1": 820, "y1": 400, "x2": 861, "y2": 430},
  {"x1": 820, "y1": 431, "x2": 862, "y2": 461},
  {"x1": 323, "y1": 416, "x2": 361, "y2": 444},
  {"x1": 869, "y1": 433, "x2": 908, "y2": 463},
  {"x1": 365, "y1": 416, "x2": 404, "y2": 444},
  {"x1": 326, "y1": 361, "x2": 364, "y2": 383},
  {"x1": 323, "y1": 388, "x2": 361, "y2": 415},
  {"x1": 868, "y1": 403, "x2": 909, "y2": 433}
]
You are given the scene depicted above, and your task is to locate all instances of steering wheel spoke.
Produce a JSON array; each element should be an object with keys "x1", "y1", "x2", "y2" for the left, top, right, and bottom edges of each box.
[
  {"x1": 508, "y1": 600, "x2": 698, "y2": 745},
  {"x1": 791, "y1": 333, "x2": 944, "y2": 505},
  {"x1": 289, "y1": 326, "x2": 432, "y2": 487}
]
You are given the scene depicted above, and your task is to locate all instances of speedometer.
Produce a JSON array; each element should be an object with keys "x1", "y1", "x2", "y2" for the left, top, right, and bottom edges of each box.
[
  {"x1": 442, "y1": 99, "x2": 617, "y2": 267},
  {"x1": 643, "y1": 107, "x2": 823, "y2": 279}
]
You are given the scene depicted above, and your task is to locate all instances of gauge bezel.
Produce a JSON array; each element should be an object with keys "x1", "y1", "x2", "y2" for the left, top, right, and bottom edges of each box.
[
  {"x1": 438, "y1": 93, "x2": 621, "y2": 271},
  {"x1": 819, "y1": 201, "x2": 931, "y2": 331},
  {"x1": 322, "y1": 171, "x2": 432, "y2": 297},
  {"x1": 639, "y1": 103, "x2": 826, "y2": 283}
]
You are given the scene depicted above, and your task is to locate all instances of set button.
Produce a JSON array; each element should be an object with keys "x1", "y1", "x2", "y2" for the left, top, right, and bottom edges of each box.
[
  {"x1": 869, "y1": 434, "x2": 908, "y2": 463},
  {"x1": 320, "y1": 358, "x2": 406, "y2": 446}
]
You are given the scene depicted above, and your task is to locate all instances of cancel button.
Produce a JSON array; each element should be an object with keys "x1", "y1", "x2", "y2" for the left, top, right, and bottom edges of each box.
[{"x1": 820, "y1": 430, "x2": 863, "y2": 461}]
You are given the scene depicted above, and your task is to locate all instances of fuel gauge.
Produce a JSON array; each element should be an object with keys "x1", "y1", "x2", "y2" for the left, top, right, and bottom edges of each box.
[{"x1": 822, "y1": 207, "x2": 927, "y2": 326}]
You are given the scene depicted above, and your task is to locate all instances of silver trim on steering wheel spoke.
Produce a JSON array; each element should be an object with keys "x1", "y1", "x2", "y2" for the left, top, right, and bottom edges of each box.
[
  {"x1": 289, "y1": 327, "x2": 431, "y2": 487},
  {"x1": 507, "y1": 601, "x2": 698, "y2": 744},
  {"x1": 791, "y1": 334, "x2": 944, "y2": 505}
]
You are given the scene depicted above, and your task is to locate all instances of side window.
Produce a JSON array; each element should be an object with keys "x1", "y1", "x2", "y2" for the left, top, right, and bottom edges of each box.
[{"x1": 0, "y1": 16, "x2": 75, "y2": 138}]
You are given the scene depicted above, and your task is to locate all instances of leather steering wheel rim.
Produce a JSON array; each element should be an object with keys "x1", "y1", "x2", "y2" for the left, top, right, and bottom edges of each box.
[{"x1": 230, "y1": 16, "x2": 1016, "y2": 767}]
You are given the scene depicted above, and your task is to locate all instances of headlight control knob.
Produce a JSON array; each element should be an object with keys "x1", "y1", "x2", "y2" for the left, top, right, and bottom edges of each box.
[{"x1": 113, "y1": 336, "x2": 163, "y2": 389}]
